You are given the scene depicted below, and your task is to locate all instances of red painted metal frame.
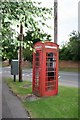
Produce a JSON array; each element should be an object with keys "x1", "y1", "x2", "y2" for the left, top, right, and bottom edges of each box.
[{"x1": 32, "y1": 41, "x2": 59, "y2": 97}]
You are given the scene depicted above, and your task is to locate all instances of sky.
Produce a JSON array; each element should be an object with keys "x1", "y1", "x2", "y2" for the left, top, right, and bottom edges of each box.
[{"x1": 35, "y1": 0, "x2": 79, "y2": 46}]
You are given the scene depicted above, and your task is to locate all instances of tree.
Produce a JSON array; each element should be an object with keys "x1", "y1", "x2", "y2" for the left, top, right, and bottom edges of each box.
[
  {"x1": 0, "y1": 1, "x2": 53, "y2": 61},
  {"x1": 24, "y1": 30, "x2": 51, "y2": 44},
  {"x1": 59, "y1": 31, "x2": 80, "y2": 61},
  {"x1": 1, "y1": 21, "x2": 18, "y2": 63},
  {"x1": 23, "y1": 30, "x2": 51, "y2": 62},
  {"x1": 59, "y1": 45, "x2": 72, "y2": 60},
  {"x1": 68, "y1": 31, "x2": 80, "y2": 61}
]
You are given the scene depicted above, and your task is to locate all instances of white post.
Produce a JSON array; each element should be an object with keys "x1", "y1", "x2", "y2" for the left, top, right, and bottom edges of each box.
[
  {"x1": 78, "y1": 1, "x2": 80, "y2": 33},
  {"x1": 54, "y1": 0, "x2": 58, "y2": 44}
]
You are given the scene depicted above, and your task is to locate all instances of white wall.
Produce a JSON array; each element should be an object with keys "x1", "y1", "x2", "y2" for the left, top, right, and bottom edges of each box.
[{"x1": 78, "y1": 1, "x2": 80, "y2": 33}]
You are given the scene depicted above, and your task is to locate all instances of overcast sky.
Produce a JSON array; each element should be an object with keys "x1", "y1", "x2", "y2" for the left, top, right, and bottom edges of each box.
[{"x1": 36, "y1": 0, "x2": 79, "y2": 46}]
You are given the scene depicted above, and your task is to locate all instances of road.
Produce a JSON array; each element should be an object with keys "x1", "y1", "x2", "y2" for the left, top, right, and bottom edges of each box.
[
  {"x1": 59, "y1": 71, "x2": 79, "y2": 87},
  {"x1": 2, "y1": 66, "x2": 79, "y2": 87}
]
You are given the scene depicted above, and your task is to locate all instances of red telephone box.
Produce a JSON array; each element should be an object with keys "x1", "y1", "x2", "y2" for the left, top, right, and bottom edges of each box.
[{"x1": 32, "y1": 41, "x2": 59, "y2": 97}]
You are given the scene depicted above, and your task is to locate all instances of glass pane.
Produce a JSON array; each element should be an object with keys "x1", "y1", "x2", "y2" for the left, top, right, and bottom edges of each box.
[
  {"x1": 46, "y1": 52, "x2": 56, "y2": 80},
  {"x1": 36, "y1": 57, "x2": 39, "y2": 61},
  {"x1": 35, "y1": 52, "x2": 39, "y2": 56},
  {"x1": 35, "y1": 62, "x2": 39, "y2": 66}
]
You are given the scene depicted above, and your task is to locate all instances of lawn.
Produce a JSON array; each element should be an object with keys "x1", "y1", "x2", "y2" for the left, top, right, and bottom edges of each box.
[
  {"x1": 59, "y1": 67, "x2": 79, "y2": 72},
  {"x1": 5, "y1": 78, "x2": 78, "y2": 118}
]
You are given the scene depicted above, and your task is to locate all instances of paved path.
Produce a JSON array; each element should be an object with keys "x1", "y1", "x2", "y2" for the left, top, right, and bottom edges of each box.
[{"x1": 2, "y1": 77, "x2": 29, "y2": 118}]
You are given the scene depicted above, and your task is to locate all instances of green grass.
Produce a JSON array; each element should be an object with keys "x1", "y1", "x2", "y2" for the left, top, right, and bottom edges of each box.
[
  {"x1": 24, "y1": 86, "x2": 78, "y2": 118},
  {"x1": 5, "y1": 78, "x2": 32, "y2": 96},
  {"x1": 59, "y1": 67, "x2": 79, "y2": 72},
  {"x1": 0, "y1": 61, "x2": 2, "y2": 67},
  {"x1": 5, "y1": 78, "x2": 78, "y2": 118}
]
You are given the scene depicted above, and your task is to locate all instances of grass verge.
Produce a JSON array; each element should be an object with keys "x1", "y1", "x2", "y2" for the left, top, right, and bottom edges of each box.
[
  {"x1": 5, "y1": 78, "x2": 78, "y2": 118},
  {"x1": 59, "y1": 67, "x2": 79, "y2": 72}
]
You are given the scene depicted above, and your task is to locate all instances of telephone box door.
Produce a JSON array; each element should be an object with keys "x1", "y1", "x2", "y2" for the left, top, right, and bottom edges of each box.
[
  {"x1": 45, "y1": 49, "x2": 58, "y2": 95},
  {"x1": 33, "y1": 50, "x2": 42, "y2": 96}
]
